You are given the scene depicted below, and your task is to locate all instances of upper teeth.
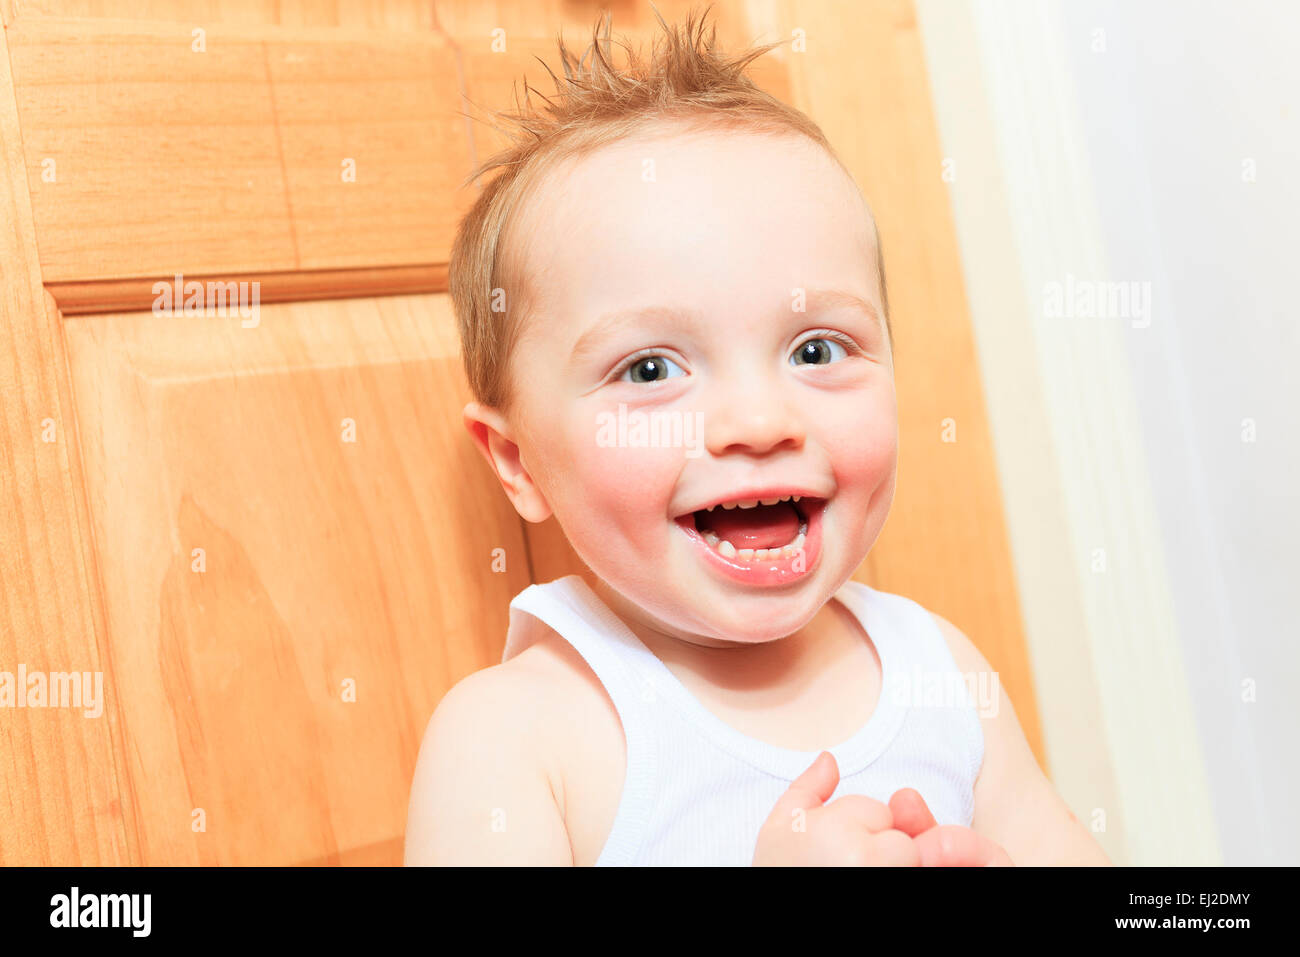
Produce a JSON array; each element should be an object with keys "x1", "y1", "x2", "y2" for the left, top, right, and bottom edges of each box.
[{"x1": 709, "y1": 495, "x2": 802, "y2": 511}]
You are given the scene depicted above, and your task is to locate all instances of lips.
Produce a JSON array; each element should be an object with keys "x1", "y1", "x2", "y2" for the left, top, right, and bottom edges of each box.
[{"x1": 673, "y1": 495, "x2": 828, "y2": 586}]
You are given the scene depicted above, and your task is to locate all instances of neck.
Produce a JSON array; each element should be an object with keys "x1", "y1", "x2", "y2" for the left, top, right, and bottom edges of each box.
[{"x1": 587, "y1": 576, "x2": 862, "y2": 696}]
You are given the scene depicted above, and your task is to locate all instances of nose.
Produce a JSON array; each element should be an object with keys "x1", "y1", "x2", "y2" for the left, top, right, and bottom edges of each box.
[{"x1": 703, "y1": 379, "x2": 806, "y2": 458}]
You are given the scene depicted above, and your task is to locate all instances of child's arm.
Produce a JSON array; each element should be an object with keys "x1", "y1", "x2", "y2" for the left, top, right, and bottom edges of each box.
[
  {"x1": 930, "y1": 612, "x2": 1112, "y2": 866},
  {"x1": 404, "y1": 667, "x2": 574, "y2": 865}
]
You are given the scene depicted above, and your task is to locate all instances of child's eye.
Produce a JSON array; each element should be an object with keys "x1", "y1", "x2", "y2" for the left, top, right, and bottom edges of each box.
[
  {"x1": 790, "y1": 336, "x2": 850, "y2": 366},
  {"x1": 619, "y1": 354, "x2": 687, "y2": 384}
]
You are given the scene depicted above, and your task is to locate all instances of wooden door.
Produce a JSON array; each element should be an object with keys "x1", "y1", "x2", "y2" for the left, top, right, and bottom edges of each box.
[{"x1": 0, "y1": 0, "x2": 1041, "y2": 866}]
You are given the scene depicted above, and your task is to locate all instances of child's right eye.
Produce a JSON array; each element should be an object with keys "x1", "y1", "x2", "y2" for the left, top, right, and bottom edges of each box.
[{"x1": 619, "y1": 354, "x2": 686, "y2": 384}]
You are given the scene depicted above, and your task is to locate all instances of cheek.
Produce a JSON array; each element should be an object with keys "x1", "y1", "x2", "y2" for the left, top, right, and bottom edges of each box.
[
  {"x1": 540, "y1": 417, "x2": 685, "y2": 548},
  {"x1": 820, "y1": 389, "x2": 898, "y2": 493}
]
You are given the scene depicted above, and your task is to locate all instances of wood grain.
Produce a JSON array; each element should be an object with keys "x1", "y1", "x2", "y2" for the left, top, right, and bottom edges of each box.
[
  {"x1": 5, "y1": 1, "x2": 440, "y2": 29},
  {"x1": 5, "y1": 17, "x2": 476, "y2": 281},
  {"x1": 48, "y1": 264, "x2": 449, "y2": 315},
  {"x1": 62, "y1": 293, "x2": 530, "y2": 865},
  {"x1": 0, "y1": 23, "x2": 130, "y2": 866}
]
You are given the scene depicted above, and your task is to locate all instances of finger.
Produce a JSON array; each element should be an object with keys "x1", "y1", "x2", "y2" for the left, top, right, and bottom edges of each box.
[
  {"x1": 774, "y1": 751, "x2": 840, "y2": 816},
  {"x1": 861, "y1": 828, "x2": 922, "y2": 867},
  {"x1": 985, "y1": 846, "x2": 1014, "y2": 866},
  {"x1": 913, "y1": 825, "x2": 1012, "y2": 867},
  {"x1": 888, "y1": 788, "x2": 939, "y2": 838},
  {"x1": 826, "y1": 794, "x2": 893, "y2": 833}
]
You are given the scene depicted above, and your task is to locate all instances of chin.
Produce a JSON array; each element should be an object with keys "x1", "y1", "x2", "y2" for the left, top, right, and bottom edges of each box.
[{"x1": 677, "y1": 573, "x2": 837, "y2": 643}]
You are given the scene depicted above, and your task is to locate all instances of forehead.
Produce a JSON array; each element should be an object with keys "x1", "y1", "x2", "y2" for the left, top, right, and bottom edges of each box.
[{"x1": 508, "y1": 126, "x2": 880, "y2": 336}]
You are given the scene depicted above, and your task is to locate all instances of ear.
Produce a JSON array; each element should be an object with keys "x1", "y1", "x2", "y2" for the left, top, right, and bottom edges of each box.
[{"x1": 462, "y1": 401, "x2": 553, "y2": 523}]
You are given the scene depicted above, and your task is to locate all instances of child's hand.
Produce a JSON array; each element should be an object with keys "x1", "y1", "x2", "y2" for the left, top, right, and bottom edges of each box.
[
  {"x1": 888, "y1": 787, "x2": 1014, "y2": 866},
  {"x1": 752, "y1": 751, "x2": 920, "y2": 866}
]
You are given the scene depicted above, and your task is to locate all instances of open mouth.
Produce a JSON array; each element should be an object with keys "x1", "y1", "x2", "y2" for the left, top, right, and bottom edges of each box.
[
  {"x1": 691, "y1": 495, "x2": 811, "y2": 560},
  {"x1": 673, "y1": 494, "x2": 828, "y2": 573}
]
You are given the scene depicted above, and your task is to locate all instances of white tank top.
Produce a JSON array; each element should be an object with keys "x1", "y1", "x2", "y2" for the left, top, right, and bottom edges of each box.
[{"x1": 502, "y1": 575, "x2": 984, "y2": 866}]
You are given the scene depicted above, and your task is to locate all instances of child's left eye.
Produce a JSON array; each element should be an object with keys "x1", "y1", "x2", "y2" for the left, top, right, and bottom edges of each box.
[{"x1": 790, "y1": 336, "x2": 850, "y2": 366}]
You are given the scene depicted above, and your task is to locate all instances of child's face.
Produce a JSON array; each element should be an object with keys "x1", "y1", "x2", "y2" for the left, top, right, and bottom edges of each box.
[{"x1": 493, "y1": 127, "x2": 896, "y2": 644}]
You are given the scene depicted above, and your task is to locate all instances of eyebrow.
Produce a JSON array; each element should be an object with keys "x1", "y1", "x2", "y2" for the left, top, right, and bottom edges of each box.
[
  {"x1": 801, "y1": 289, "x2": 884, "y2": 331},
  {"x1": 570, "y1": 288, "x2": 884, "y2": 365},
  {"x1": 570, "y1": 306, "x2": 699, "y2": 365}
]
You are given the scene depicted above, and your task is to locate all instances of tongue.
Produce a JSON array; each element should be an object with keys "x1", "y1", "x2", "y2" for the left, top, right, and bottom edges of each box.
[{"x1": 697, "y1": 502, "x2": 800, "y2": 550}]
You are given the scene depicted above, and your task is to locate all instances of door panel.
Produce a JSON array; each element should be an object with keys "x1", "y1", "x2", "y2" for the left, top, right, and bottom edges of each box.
[
  {"x1": 62, "y1": 294, "x2": 527, "y2": 865},
  {"x1": 7, "y1": 17, "x2": 470, "y2": 279}
]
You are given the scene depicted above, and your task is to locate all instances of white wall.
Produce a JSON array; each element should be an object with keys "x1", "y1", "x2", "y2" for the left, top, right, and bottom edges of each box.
[
  {"x1": 918, "y1": 0, "x2": 1299, "y2": 865},
  {"x1": 1056, "y1": 0, "x2": 1300, "y2": 867}
]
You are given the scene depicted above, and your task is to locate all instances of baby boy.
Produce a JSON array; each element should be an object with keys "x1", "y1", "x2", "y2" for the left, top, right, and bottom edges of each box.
[{"x1": 405, "y1": 9, "x2": 1109, "y2": 867}]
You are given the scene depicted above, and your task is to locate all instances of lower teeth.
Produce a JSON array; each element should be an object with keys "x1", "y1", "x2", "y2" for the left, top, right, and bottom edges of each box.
[{"x1": 702, "y1": 522, "x2": 807, "y2": 561}]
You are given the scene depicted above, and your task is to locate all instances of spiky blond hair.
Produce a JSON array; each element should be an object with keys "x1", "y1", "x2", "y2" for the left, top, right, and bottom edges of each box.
[{"x1": 449, "y1": 4, "x2": 887, "y2": 413}]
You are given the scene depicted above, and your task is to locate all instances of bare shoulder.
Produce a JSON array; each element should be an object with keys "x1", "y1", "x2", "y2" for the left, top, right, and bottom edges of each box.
[
  {"x1": 403, "y1": 632, "x2": 586, "y2": 866},
  {"x1": 927, "y1": 609, "x2": 997, "y2": 677},
  {"x1": 926, "y1": 608, "x2": 1039, "y2": 783},
  {"x1": 926, "y1": 609, "x2": 1111, "y2": 865}
]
